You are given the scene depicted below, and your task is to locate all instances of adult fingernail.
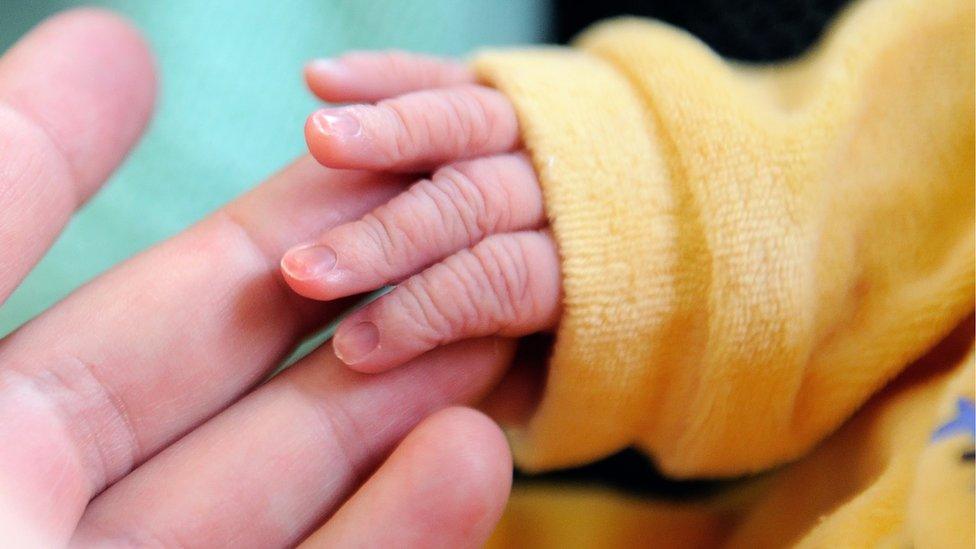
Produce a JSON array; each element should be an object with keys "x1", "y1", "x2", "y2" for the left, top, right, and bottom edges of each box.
[
  {"x1": 312, "y1": 108, "x2": 361, "y2": 137},
  {"x1": 281, "y1": 244, "x2": 337, "y2": 280},
  {"x1": 335, "y1": 321, "x2": 379, "y2": 364}
]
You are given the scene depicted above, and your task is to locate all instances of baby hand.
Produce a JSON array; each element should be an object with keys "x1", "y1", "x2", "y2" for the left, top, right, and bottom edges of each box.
[{"x1": 282, "y1": 52, "x2": 562, "y2": 373}]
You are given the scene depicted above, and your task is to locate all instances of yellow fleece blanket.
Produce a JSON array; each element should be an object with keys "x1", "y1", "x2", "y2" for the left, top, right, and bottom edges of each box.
[{"x1": 474, "y1": 0, "x2": 975, "y2": 544}]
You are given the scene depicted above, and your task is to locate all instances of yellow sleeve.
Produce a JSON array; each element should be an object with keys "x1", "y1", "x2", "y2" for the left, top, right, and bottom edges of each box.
[{"x1": 473, "y1": 0, "x2": 974, "y2": 477}]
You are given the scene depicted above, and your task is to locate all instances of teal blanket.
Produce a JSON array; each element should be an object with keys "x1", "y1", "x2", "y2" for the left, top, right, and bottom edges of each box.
[{"x1": 0, "y1": 0, "x2": 548, "y2": 334}]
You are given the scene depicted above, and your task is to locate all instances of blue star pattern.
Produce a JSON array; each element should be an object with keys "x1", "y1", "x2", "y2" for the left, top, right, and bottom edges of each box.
[{"x1": 931, "y1": 398, "x2": 976, "y2": 442}]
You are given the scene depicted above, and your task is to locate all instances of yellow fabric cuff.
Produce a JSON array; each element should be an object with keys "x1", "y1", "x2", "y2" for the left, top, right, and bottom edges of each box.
[
  {"x1": 474, "y1": 0, "x2": 973, "y2": 477},
  {"x1": 474, "y1": 48, "x2": 681, "y2": 472}
]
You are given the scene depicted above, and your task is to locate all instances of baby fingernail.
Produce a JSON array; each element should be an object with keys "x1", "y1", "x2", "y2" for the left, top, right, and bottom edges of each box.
[
  {"x1": 335, "y1": 322, "x2": 379, "y2": 364},
  {"x1": 281, "y1": 244, "x2": 337, "y2": 280},
  {"x1": 312, "y1": 108, "x2": 361, "y2": 138},
  {"x1": 307, "y1": 58, "x2": 347, "y2": 77}
]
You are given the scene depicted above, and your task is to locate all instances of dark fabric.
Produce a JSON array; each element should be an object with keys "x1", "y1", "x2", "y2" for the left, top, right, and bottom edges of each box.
[
  {"x1": 514, "y1": 448, "x2": 738, "y2": 499},
  {"x1": 554, "y1": 0, "x2": 852, "y2": 61}
]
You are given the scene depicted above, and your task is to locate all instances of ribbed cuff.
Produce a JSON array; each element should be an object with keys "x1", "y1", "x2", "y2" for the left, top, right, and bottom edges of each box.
[{"x1": 473, "y1": 48, "x2": 680, "y2": 471}]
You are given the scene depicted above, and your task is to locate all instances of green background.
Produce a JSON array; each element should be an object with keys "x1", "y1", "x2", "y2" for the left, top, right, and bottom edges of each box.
[{"x1": 0, "y1": 0, "x2": 549, "y2": 335}]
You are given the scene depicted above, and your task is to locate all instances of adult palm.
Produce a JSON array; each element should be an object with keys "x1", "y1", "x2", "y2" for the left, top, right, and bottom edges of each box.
[{"x1": 0, "y1": 10, "x2": 515, "y2": 547}]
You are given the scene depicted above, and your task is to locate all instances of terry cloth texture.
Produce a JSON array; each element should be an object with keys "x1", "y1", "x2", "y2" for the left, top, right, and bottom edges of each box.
[
  {"x1": 474, "y1": 0, "x2": 974, "y2": 478},
  {"x1": 488, "y1": 324, "x2": 975, "y2": 547}
]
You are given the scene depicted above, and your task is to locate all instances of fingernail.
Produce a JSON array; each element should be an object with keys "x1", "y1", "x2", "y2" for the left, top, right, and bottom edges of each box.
[
  {"x1": 312, "y1": 108, "x2": 361, "y2": 138},
  {"x1": 281, "y1": 244, "x2": 337, "y2": 280},
  {"x1": 306, "y1": 58, "x2": 347, "y2": 78},
  {"x1": 335, "y1": 322, "x2": 379, "y2": 364}
]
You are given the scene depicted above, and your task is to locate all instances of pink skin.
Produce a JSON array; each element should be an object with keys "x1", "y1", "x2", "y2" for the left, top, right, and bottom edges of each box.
[
  {"x1": 304, "y1": 84, "x2": 520, "y2": 171},
  {"x1": 0, "y1": 7, "x2": 155, "y2": 303},
  {"x1": 0, "y1": 14, "x2": 517, "y2": 547},
  {"x1": 72, "y1": 340, "x2": 513, "y2": 547},
  {"x1": 304, "y1": 51, "x2": 476, "y2": 104},
  {"x1": 300, "y1": 407, "x2": 512, "y2": 548},
  {"x1": 285, "y1": 52, "x2": 564, "y2": 374}
]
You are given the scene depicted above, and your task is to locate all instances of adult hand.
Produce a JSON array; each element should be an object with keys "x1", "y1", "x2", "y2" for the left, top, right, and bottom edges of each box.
[{"x1": 0, "y1": 10, "x2": 518, "y2": 547}]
